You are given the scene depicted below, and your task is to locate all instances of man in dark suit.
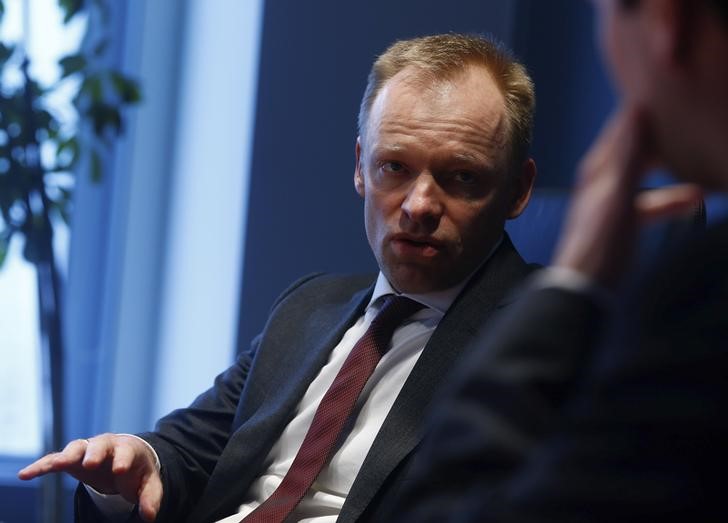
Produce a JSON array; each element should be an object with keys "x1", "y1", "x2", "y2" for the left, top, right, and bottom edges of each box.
[
  {"x1": 19, "y1": 34, "x2": 538, "y2": 522},
  {"x1": 393, "y1": 0, "x2": 728, "y2": 521}
]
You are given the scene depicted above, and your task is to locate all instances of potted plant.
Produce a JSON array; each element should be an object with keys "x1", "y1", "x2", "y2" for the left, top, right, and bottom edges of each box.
[{"x1": 0, "y1": 0, "x2": 140, "y2": 519}]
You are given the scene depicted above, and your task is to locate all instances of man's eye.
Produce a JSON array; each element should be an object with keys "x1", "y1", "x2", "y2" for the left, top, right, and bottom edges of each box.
[
  {"x1": 381, "y1": 162, "x2": 406, "y2": 174},
  {"x1": 453, "y1": 171, "x2": 477, "y2": 184}
]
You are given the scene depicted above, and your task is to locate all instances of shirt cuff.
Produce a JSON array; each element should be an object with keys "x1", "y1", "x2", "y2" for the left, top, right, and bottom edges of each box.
[
  {"x1": 530, "y1": 266, "x2": 614, "y2": 308},
  {"x1": 84, "y1": 484, "x2": 135, "y2": 521},
  {"x1": 83, "y1": 434, "x2": 161, "y2": 518},
  {"x1": 122, "y1": 433, "x2": 162, "y2": 472}
]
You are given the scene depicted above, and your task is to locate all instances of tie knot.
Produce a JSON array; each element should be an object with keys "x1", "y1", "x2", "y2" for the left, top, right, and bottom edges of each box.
[{"x1": 372, "y1": 295, "x2": 425, "y2": 330}]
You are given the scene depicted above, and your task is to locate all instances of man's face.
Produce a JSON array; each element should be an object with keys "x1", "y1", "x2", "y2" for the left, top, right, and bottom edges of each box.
[
  {"x1": 592, "y1": 0, "x2": 723, "y2": 186},
  {"x1": 593, "y1": 0, "x2": 647, "y2": 103},
  {"x1": 354, "y1": 65, "x2": 534, "y2": 293}
]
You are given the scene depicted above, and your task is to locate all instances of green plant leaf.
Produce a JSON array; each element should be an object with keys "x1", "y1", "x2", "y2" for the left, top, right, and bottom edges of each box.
[
  {"x1": 88, "y1": 103, "x2": 122, "y2": 136},
  {"x1": 0, "y1": 0, "x2": 144, "y2": 245},
  {"x1": 79, "y1": 75, "x2": 103, "y2": 103},
  {"x1": 59, "y1": 0, "x2": 85, "y2": 24},
  {"x1": 110, "y1": 73, "x2": 142, "y2": 104},
  {"x1": 59, "y1": 54, "x2": 87, "y2": 78},
  {"x1": 0, "y1": 42, "x2": 14, "y2": 64}
]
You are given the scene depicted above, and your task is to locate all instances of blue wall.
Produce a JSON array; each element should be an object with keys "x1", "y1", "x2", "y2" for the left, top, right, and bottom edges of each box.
[{"x1": 513, "y1": 0, "x2": 616, "y2": 188}]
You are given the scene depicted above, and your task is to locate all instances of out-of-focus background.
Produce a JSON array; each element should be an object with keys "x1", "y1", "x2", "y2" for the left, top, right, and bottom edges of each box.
[{"x1": 0, "y1": 0, "x2": 716, "y2": 520}]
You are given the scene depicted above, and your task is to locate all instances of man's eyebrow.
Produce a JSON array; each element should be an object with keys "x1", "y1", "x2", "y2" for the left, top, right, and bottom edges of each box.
[
  {"x1": 452, "y1": 152, "x2": 490, "y2": 166},
  {"x1": 373, "y1": 144, "x2": 405, "y2": 154}
]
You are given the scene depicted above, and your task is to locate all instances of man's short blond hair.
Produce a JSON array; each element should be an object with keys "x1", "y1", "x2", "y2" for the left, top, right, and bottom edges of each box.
[{"x1": 358, "y1": 33, "x2": 535, "y2": 169}]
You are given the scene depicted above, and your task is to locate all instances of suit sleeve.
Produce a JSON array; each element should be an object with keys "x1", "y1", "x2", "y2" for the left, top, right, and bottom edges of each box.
[
  {"x1": 393, "y1": 286, "x2": 605, "y2": 522},
  {"x1": 396, "y1": 237, "x2": 728, "y2": 522},
  {"x1": 147, "y1": 274, "x2": 328, "y2": 521},
  {"x1": 469, "y1": 246, "x2": 728, "y2": 523},
  {"x1": 142, "y1": 342, "x2": 258, "y2": 521},
  {"x1": 74, "y1": 274, "x2": 325, "y2": 522}
]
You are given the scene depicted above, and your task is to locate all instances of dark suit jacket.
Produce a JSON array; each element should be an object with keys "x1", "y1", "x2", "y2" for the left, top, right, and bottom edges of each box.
[
  {"x1": 75, "y1": 235, "x2": 535, "y2": 523},
  {"x1": 393, "y1": 220, "x2": 728, "y2": 522}
]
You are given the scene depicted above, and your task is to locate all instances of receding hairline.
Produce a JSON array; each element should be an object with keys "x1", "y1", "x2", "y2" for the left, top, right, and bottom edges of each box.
[
  {"x1": 357, "y1": 33, "x2": 535, "y2": 168},
  {"x1": 361, "y1": 62, "x2": 509, "y2": 144}
]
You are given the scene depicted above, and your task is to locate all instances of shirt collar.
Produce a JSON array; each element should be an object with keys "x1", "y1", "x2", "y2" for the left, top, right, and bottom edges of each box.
[{"x1": 368, "y1": 234, "x2": 503, "y2": 315}]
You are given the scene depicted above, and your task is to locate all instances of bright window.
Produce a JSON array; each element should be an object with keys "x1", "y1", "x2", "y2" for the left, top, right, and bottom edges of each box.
[
  {"x1": 0, "y1": 238, "x2": 42, "y2": 455},
  {"x1": 0, "y1": 0, "x2": 84, "y2": 458}
]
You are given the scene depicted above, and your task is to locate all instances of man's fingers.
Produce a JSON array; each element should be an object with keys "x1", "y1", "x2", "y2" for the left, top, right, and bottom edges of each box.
[
  {"x1": 578, "y1": 107, "x2": 654, "y2": 189},
  {"x1": 17, "y1": 439, "x2": 89, "y2": 480},
  {"x1": 17, "y1": 454, "x2": 59, "y2": 480},
  {"x1": 111, "y1": 441, "x2": 136, "y2": 475},
  {"x1": 581, "y1": 109, "x2": 628, "y2": 170},
  {"x1": 108, "y1": 435, "x2": 162, "y2": 507},
  {"x1": 82, "y1": 434, "x2": 115, "y2": 468},
  {"x1": 636, "y1": 184, "x2": 704, "y2": 224},
  {"x1": 17, "y1": 433, "x2": 160, "y2": 504},
  {"x1": 136, "y1": 472, "x2": 163, "y2": 522},
  {"x1": 58, "y1": 439, "x2": 90, "y2": 466}
]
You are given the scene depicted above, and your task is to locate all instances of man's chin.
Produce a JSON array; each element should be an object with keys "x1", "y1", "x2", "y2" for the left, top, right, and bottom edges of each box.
[{"x1": 383, "y1": 265, "x2": 457, "y2": 294}]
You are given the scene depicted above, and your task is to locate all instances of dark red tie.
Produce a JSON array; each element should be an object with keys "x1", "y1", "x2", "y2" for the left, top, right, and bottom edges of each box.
[{"x1": 242, "y1": 295, "x2": 424, "y2": 523}]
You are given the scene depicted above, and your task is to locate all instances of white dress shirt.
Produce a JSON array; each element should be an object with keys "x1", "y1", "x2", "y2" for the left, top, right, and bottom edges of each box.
[{"x1": 216, "y1": 273, "x2": 467, "y2": 522}]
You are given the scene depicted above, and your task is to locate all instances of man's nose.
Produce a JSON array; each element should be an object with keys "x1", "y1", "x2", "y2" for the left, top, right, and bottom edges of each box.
[{"x1": 401, "y1": 175, "x2": 443, "y2": 230}]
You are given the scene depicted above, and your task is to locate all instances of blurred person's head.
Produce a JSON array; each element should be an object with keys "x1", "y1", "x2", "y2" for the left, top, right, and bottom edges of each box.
[
  {"x1": 354, "y1": 34, "x2": 536, "y2": 293},
  {"x1": 593, "y1": 0, "x2": 728, "y2": 189}
]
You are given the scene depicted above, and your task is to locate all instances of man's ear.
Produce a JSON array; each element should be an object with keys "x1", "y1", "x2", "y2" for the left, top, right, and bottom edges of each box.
[
  {"x1": 507, "y1": 158, "x2": 536, "y2": 219},
  {"x1": 354, "y1": 137, "x2": 365, "y2": 198}
]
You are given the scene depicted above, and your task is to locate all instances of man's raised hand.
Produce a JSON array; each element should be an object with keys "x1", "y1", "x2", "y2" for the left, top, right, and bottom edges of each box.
[
  {"x1": 553, "y1": 105, "x2": 702, "y2": 287},
  {"x1": 18, "y1": 433, "x2": 162, "y2": 522}
]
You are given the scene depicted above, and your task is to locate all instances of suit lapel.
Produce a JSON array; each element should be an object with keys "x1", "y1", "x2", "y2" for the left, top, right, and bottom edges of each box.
[
  {"x1": 339, "y1": 236, "x2": 531, "y2": 521},
  {"x1": 189, "y1": 280, "x2": 374, "y2": 523}
]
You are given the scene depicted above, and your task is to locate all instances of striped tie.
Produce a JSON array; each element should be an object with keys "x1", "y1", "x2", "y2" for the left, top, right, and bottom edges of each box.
[{"x1": 241, "y1": 295, "x2": 424, "y2": 523}]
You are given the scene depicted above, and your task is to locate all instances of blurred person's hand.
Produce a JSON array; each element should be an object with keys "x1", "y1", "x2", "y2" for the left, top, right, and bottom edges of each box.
[
  {"x1": 554, "y1": 105, "x2": 702, "y2": 287},
  {"x1": 18, "y1": 433, "x2": 162, "y2": 522}
]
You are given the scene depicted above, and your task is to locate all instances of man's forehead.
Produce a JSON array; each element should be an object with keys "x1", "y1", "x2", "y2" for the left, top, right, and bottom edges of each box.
[
  {"x1": 370, "y1": 65, "x2": 506, "y2": 124},
  {"x1": 366, "y1": 69, "x2": 508, "y2": 147},
  {"x1": 380, "y1": 63, "x2": 501, "y2": 99}
]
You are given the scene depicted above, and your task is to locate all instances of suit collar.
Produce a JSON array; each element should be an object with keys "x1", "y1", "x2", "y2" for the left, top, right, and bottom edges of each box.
[
  {"x1": 188, "y1": 279, "x2": 376, "y2": 523},
  {"x1": 191, "y1": 236, "x2": 531, "y2": 522},
  {"x1": 339, "y1": 234, "x2": 531, "y2": 522}
]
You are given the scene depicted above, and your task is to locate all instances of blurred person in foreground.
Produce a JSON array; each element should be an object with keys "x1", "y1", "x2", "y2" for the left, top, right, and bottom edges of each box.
[
  {"x1": 18, "y1": 33, "x2": 539, "y2": 523},
  {"x1": 393, "y1": 0, "x2": 728, "y2": 521}
]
